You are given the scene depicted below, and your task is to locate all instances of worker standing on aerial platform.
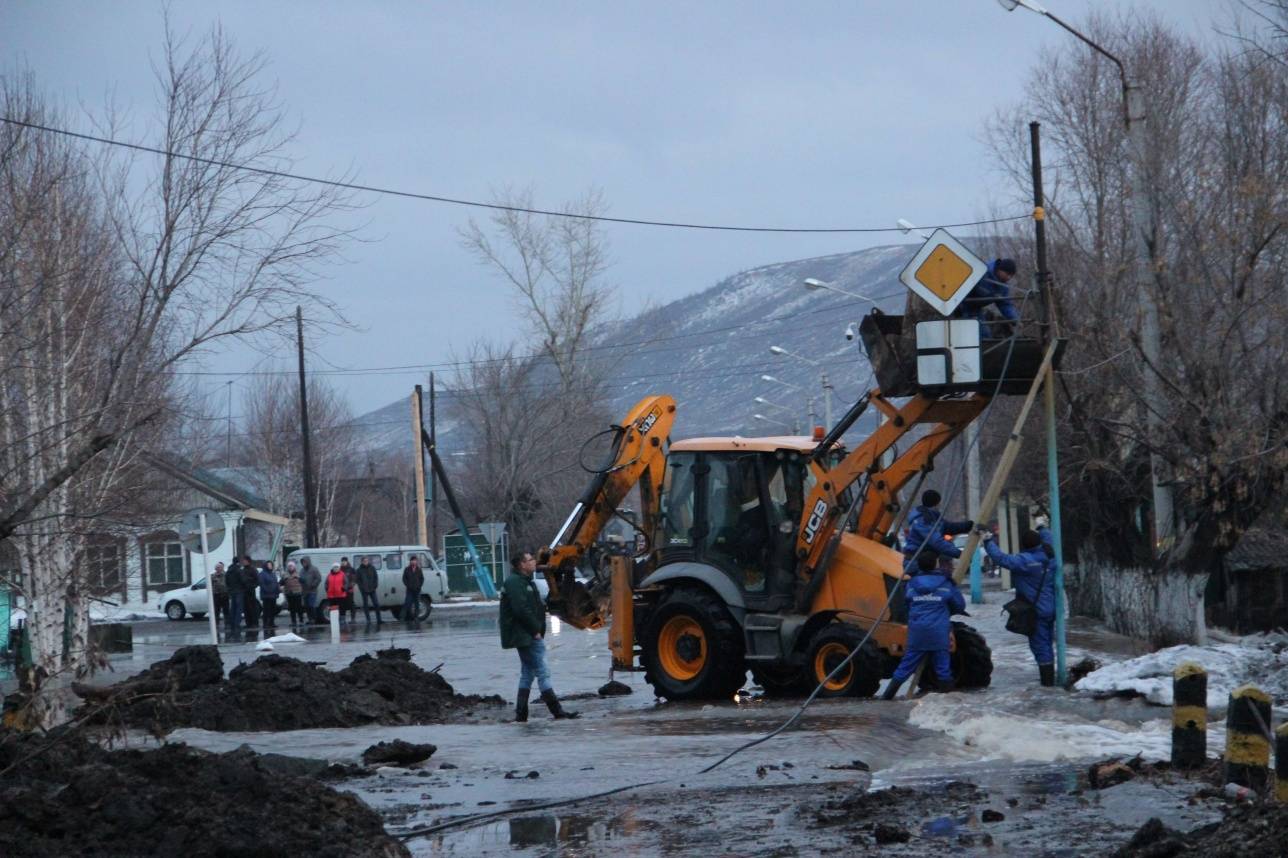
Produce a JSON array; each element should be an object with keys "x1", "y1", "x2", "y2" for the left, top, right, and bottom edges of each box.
[{"x1": 955, "y1": 257, "x2": 1019, "y2": 338}]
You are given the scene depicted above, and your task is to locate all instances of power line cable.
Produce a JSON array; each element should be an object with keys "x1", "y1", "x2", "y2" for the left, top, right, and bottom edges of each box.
[{"x1": 0, "y1": 117, "x2": 1028, "y2": 235}]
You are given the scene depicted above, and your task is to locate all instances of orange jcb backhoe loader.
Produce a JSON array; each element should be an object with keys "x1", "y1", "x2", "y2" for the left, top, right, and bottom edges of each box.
[
  {"x1": 542, "y1": 390, "x2": 999, "y2": 700},
  {"x1": 540, "y1": 311, "x2": 1057, "y2": 700}
]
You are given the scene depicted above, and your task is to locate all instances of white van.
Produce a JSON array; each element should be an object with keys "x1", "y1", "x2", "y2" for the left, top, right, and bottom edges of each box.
[{"x1": 284, "y1": 545, "x2": 448, "y2": 621}]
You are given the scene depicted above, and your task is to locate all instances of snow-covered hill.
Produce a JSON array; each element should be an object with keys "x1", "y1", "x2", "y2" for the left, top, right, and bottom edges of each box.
[{"x1": 352, "y1": 243, "x2": 921, "y2": 456}]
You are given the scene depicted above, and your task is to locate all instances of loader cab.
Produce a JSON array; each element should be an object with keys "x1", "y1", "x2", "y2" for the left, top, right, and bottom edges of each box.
[{"x1": 657, "y1": 437, "x2": 815, "y2": 609}]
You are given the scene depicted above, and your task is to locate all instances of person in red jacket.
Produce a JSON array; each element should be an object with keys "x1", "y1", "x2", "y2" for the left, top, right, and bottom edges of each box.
[{"x1": 325, "y1": 562, "x2": 348, "y2": 625}]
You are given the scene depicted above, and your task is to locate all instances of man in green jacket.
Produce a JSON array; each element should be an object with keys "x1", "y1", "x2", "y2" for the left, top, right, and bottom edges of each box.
[{"x1": 500, "y1": 550, "x2": 578, "y2": 722}]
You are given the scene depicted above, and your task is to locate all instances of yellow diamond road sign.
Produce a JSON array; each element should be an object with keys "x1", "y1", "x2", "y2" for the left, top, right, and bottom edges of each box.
[{"x1": 898, "y1": 228, "x2": 988, "y2": 316}]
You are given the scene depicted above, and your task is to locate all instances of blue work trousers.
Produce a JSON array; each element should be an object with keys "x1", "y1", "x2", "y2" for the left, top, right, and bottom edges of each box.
[
  {"x1": 891, "y1": 648, "x2": 952, "y2": 682},
  {"x1": 516, "y1": 638, "x2": 553, "y2": 694},
  {"x1": 227, "y1": 590, "x2": 244, "y2": 629},
  {"x1": 1029, "y1": 617, "x2": 1055, "y2": 666},
  {"x1": 303, "y1": 592, "x2": 318, "y2": 622}
]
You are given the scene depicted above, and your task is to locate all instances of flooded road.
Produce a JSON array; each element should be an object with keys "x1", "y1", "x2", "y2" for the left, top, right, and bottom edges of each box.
[{"x1": 93, "y1": 592, "x2": 1229, "y2": 855}]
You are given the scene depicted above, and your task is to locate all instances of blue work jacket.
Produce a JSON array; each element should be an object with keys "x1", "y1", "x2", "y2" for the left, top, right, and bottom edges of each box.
[
  {"x1": 984, "y1": 527, "x2": 1055, "y2": 617},
  {"x1": 904, "y1": 572, "x2": 967, "y2": 651},
  {"x1": 903, "y1": 506, "x2": 970, "y2": 560},
  {"x1": 958, "y1": 260, "x2": 1019, "y2": 327}
]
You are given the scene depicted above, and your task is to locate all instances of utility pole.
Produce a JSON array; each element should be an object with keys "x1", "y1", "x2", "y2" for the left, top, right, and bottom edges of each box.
[
  {"x1": 821, "y1": 371, "x2": 834, "y2": 430},
  {"x1": 412, "y1": 385, "x2": 429, "y2": 548},
  {"x1": 996, "y1": 0, "x2": 1172, "y2": 552},
  {"x1": 1125, "y1": 86, "x2": 1173, "y2": 551},
  {"x1": 225, "y1": 380, "x2": 233, "y2": 469},
  {"x1": 296, "y1": 306, "x2": 319, "y2": 548},
  {"x1": 1031, "y1": 121, "x2": 1068, "y2": 685},
  {"x1": 429, "y1": 372, "x2": 438, "y2": 553}
]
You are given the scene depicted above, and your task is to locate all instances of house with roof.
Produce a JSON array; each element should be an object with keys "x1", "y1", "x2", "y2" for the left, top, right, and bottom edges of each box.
[
  {"x1": 1205, "y1": 527, "x2": 1288, "y2": 634},
  {"x1": 0, "y1": 455, "x2": 293, "y2": 612}
]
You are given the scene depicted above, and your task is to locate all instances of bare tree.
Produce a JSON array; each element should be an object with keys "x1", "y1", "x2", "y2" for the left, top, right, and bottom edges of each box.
[
  {"x1": 445, "y1": 342, "x2": 613, "y2": 550},
  {"x1": 460, "y1": 186, "x2": 615, "y2": 395},
  {"x1": 986, "y1": 11, "x2": 1288, "y2": 644},
  {"x1": 236, "y1": 371, "x2": 357, "y2": 545},
  {"x1": 0, "y1": 21, "x2": 352, "y2": 722}
]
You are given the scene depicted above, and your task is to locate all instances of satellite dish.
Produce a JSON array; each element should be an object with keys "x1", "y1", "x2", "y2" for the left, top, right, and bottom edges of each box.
[{"x1": 179, "y1": 508, "x2": 225, "y2": 554}]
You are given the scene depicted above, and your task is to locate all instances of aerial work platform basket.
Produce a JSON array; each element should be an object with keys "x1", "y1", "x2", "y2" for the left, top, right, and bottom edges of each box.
[{"x1": 859, "y1": 308, "x2": 1064, "y2": 397}]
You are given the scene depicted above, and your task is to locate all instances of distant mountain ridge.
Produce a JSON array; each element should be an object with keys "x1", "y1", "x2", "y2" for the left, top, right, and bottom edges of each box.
[{"x1": 353, "y1": 243, "x2": 920, "y2": 459}]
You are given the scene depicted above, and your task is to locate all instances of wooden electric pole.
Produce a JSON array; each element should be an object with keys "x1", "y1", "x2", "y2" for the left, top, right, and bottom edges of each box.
[
  {"x1": 429, "y1": 372, "x2": 438, "y2": 552},
  {"x1": 412, "y1": 385, "x2": 429, "y2": 548},
  {"x1": 296, "y1": 306, "x2": 319, "y2": 548}
]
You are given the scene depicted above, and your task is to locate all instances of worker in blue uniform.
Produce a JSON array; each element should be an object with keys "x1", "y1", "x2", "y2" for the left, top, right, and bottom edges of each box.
[
  {"x1": 982, "y1": 522, "x2": 1057, "y2": 686},
  {"x1": 956, "y1": 258, "x2": 1019, "y2": 338},
  {"x1": 902, "y1": 490, "x2": 972, "y2": 573},
  {"x1": 881, "y1": 551, "x2": 967, "y2": 699}
]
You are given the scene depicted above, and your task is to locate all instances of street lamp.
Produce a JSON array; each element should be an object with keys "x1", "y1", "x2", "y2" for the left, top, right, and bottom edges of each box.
[
  {"x1": 761, "y1": 375, "x2": 815, "y2": 427},
  {"x1": 753, "y1": 413, "x2": 792, "y2": 431},
  {"x1": 769, "y1": 345, "x2": 834, "y2": 429},
  {"x1": 802, "y1": 277, "x2": 878, "y2": 304},
  {"x1": 996, "y1": 0, "x2": 1172, "y2": 548},
  {"x1": 753, "y1": 396, "x2": 800, "y2": 433}
]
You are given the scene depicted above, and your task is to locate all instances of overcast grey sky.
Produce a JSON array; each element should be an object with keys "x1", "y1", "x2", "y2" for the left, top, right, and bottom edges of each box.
[{"x1": 9, "y1": 0, "x2": 1217, "y2": 413}]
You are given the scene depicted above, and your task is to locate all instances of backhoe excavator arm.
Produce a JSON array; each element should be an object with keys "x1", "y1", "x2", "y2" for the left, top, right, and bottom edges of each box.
[
  {"x1": 540, "y1": 395, "x2": 676, "y2": 630},
  {"x1": 793, "y1": 390, "x2": 987, "y2": 590}
]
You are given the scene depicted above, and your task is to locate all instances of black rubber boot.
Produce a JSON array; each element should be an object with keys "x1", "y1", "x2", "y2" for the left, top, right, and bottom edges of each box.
[
  {"x1": 515, "y1": 689, "x2": 530, "y2": 723},
  {"x1": 881, "y1": 678, "x2": 906, "y2": 700},
  {"x1": 540, "y1": 689, "x2": 579, "y2": 719},
  {"x1": 1039, "y1": 664, "x2": 1055, "y2": 687},
  {"x1": 932, "y1": 677, "x2": 956, "y2": 694}
]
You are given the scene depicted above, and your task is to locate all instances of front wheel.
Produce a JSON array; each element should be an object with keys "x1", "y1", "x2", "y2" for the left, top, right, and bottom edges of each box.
[
  {"x1": 165, "y1": 601, "x2": 186, "y2": 621},
  {"x1": 417, "y1": 595, "x2": 433, "y2": 621},
  {"x1": 806, "y1": 624, "x2": 882, "y2": 698},
  {"x1": 642, "y1": 587, "x2": 745, "y2": 701}
]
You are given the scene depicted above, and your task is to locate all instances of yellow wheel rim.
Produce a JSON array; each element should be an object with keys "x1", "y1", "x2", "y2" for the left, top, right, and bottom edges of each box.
[
  {"x1": 814, "y1": 642, "x2": 853, "y2": 692},
  {"x1": 658, "y1": 616, "x2": 707, "y2": 681}
]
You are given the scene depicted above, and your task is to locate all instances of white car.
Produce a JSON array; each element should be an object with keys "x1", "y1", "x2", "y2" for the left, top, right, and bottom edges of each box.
[{"x1": 157, "y1": 578, "x2": 283, "y2": 621}]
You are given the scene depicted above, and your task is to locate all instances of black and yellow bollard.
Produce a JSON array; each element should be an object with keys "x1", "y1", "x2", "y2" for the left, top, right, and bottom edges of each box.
[
  {"x1": 1277, "y1": 723, "x2": 1288, "y2": 803},
  {"x1": 1224, "y1": 684, "x2": 1272, "y2": 790},
  {"x1": 1171, "y1": 661, "x2": 1206, "y2": 770}
]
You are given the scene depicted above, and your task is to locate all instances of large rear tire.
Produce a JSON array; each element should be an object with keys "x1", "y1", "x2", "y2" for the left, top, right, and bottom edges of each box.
[
  {"x1": 806, "y1": 624, "x2": 882, "y2": 698},
  {"x1": 642, "y1": 587, "x2": 745, "y2": 701},
  {"x1": 949, "y1": 622, "x2": 993, "y2": 689}
]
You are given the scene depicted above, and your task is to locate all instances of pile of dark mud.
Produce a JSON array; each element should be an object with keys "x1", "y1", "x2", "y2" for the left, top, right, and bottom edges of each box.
[
  {"x1": 76, "y1": 645, "x2": 503, "y2": 733},
  {"x1": 1115, "y1": 804, "x2": 1288, "y2": 857},
  {"x1": 0, "y1": 728, "x2": 408, "y2": 857}
]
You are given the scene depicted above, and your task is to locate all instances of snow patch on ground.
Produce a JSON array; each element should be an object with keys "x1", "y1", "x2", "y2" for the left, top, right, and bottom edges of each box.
[
  {"x1": 262, "y1": 632, "x2": 306, "y2": 645},
  {"x1": 907, "y1": 694, "x2": 1187, "y2": 764},
  {"x1": 89, "y1": 601, "x2": 161, "y2": 623},
  {"x1": 1073, "y1": 642, "x2": 1288, "y2": 709}
]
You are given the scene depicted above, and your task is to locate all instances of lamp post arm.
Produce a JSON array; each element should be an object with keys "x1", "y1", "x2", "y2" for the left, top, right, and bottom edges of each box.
[{"x1": 1044, "y1": 11, "x2": 1130, "y2": 118}]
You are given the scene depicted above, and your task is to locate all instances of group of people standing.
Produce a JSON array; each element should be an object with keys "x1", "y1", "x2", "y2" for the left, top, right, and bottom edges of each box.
[{"x1": 208, "y1": 553, "x2": 430, "y2": 632}]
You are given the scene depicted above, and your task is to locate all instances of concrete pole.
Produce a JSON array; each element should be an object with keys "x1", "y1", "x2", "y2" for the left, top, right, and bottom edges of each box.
[
  {"x1": 821, "y1": 371, "x2": 834, "y2": 430},
  {"x1": 199, "y1": 513, "x2": 217, "y2": 646},
  {"x1": 1125, "y1": 84, "x2": 1174, "y2": 552}
]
